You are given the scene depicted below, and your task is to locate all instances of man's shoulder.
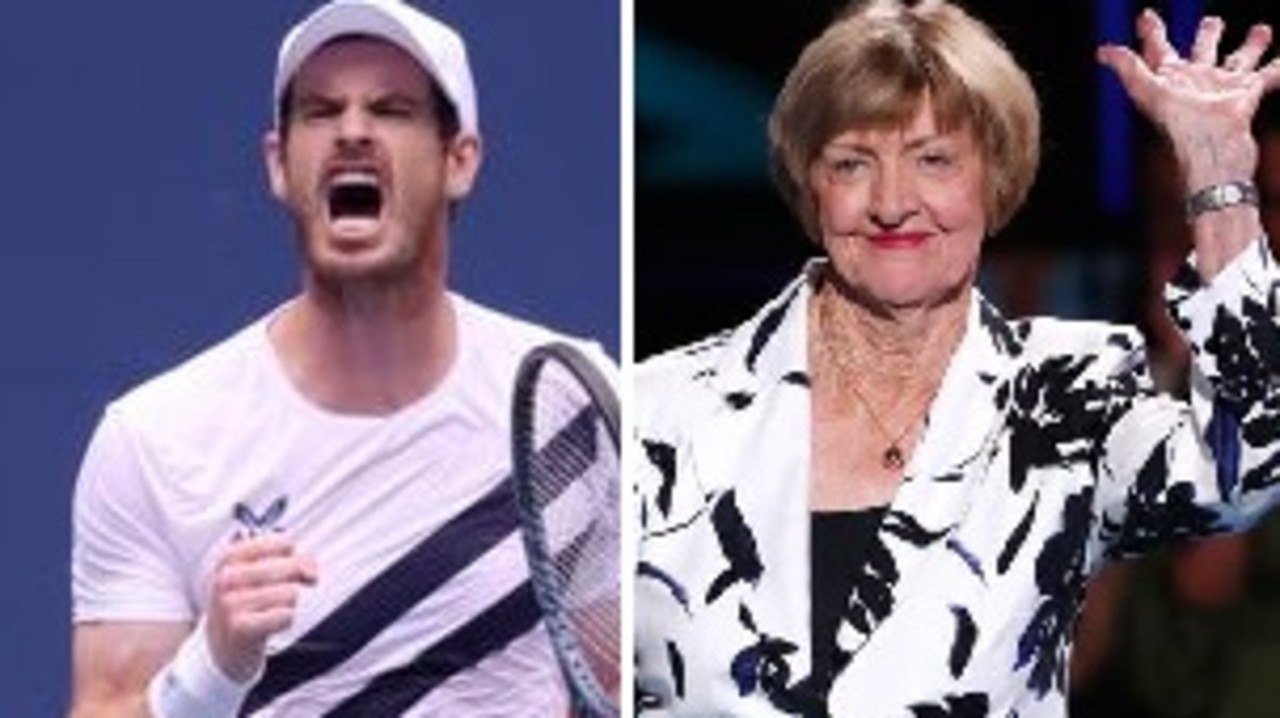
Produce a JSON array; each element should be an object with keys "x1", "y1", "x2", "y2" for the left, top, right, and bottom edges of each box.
[
  {"x1": 454, "y1": 293, "x2": 614, "y2": 372},
  {"x1": 455, "y1": 293, "x2": 589, "y2": 339},
  {"x1": 110, "y1": 315, "x2": 271, "y2": 423}
]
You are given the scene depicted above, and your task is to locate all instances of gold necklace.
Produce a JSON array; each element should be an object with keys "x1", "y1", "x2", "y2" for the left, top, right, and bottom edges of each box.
[
  {"x1": 813, "y1": 289, "x2": 947, "y2": 471},
  {"x1": 839, "y1": 372, "x2": 935, "y2": 470}
]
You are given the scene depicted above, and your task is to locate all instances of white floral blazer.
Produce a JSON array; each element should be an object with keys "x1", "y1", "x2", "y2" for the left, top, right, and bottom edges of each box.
[{"x1": 633, "y1": 244, "x2": 1280, "y2": 717}]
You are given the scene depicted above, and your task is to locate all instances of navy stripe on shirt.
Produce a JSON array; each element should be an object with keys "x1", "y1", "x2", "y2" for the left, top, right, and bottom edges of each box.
[
  {"x1": 239, "y1": 406, "x2": 598, "y2": 714},
  {"x1": 323, "y1": 580, "x2": 544, "y2": 716}
]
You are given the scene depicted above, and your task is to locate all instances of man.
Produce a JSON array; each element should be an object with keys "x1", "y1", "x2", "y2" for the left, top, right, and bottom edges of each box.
[{"x1": 68, "y1": 0, "x2": 611, "y2": 714}]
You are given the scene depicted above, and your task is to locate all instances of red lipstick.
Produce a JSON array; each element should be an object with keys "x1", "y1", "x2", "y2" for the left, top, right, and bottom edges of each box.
[{"x1": 868, "y1": 231, "x2": 929, "y2": 249}]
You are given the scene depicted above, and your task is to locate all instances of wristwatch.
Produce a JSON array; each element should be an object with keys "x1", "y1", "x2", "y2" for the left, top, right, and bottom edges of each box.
[{"x1": 1185, "y1": 180, "x2": 1259, "y2": 218}]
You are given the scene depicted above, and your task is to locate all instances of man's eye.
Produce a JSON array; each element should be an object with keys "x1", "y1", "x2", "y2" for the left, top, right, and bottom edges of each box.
[
  {"x1": 297, "y1": 102, "x2": 340, "y2": 121},
  {"x1": 372, "y1": 100, "x2": 420, "y2": 118}
]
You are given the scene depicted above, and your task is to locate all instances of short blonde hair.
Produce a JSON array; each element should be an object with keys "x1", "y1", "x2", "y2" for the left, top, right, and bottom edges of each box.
[{"x1": 768, "y1": 0, "x2": 1040, "y2": 240}]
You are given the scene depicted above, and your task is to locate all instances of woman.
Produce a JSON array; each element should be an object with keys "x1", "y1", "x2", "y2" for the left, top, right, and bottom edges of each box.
[{"x1": 633, "y1": 0, "x2": 1280, "y2": 715}]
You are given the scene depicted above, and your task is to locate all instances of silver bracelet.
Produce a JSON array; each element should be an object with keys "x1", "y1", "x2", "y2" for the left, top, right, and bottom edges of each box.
[{"x1": 1185, "y1": 180, "x2": 1259, "y2": 218}]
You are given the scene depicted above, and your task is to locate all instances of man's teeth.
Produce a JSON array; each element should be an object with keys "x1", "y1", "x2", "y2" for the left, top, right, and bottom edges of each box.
[{"x1": 331, "y1": 171, "x2": 379, "y2": 189}]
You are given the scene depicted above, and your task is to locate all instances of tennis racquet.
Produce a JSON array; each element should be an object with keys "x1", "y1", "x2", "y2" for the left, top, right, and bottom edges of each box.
[{"x1": 510, "y1": 341, "x2": 620, "y2": 718}]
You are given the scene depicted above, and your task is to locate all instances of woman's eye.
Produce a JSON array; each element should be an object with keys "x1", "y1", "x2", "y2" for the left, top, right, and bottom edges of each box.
[
  {"x1": 918, "y1": 149, "x2": 964, "y2": 175},
  {"x1": 822, "y1": 155, "x2": 866, "y2": 183},
  {"x1": 922, "y1": 152, "x2": 953, "y2": 167}
]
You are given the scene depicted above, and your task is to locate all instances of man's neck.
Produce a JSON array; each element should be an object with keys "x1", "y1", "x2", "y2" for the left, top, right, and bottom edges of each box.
[{"x1": 268, "y1": 278, "x2": 457, "y2": 416}]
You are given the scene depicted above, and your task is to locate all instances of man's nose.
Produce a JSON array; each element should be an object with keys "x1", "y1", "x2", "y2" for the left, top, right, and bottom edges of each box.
[{"x1": 336, "y1": 107, "x2": 374, "y2": 146}]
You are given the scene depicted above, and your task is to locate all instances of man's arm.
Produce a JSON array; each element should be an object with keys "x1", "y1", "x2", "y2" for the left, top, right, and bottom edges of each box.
[
  {"x1": 70, "y1": 535, "x2": 319, "y2": 718},
  {"x1": 69, "y1": 621, "x2": 189, "y2": 718}
]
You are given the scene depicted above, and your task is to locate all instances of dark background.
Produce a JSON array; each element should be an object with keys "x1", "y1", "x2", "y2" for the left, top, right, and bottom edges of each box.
[
  {"x1": 635, "y1": 5, "x2": 1280, "y2": 718},
  {"x1": 636, "y1": 0, "x2": 1280, "y2": 358},
  {"x1": 0, "y1": 1, "x2": 617, "y2": 713}
]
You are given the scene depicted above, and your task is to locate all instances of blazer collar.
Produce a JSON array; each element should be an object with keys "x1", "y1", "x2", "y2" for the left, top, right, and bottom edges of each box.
[{"x1": 704, "y1": 259, "x2": 1025, "y2": 409}]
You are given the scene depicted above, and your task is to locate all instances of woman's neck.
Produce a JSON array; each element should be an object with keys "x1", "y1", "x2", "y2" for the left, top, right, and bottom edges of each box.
[
  {"x1": 806, "y1": 272, "x2": 970, "y2": 509},
  {"x1": 811, "y1": 275, "x2": 969, "y2": 394}
]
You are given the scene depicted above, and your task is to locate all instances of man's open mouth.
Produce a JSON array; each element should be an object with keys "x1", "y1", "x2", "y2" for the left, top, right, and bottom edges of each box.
[{"x1": 328, "y1": 172, "x2": 383, "y2": 221}]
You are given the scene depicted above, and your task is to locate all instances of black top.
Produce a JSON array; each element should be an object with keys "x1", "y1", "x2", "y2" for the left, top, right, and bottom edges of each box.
[{"x1": 804, "y1": 506, "x2": 888, "y2": 715}]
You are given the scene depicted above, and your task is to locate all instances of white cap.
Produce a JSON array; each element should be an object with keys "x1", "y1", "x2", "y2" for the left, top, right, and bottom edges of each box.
[{"x1": 273, "y1": 0, "x2": 478, "y2": 138}]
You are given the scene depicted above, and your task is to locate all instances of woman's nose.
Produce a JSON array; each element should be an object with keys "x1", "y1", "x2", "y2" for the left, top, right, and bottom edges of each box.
[{"x1": 869, "y1": 165, "x2": 918, "y2": 226}]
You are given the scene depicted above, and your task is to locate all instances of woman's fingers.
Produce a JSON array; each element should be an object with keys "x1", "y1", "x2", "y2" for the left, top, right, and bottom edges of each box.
[
  {"x1": 1222, "y1": 24, "x2": 1272, "y2": 72},
  {"x1": 1138, "y1": 8, "x2": 1180, "y2": 70},
  {"x1": 1189, "y1": 16, "x2": 1225, "y2": 67}
]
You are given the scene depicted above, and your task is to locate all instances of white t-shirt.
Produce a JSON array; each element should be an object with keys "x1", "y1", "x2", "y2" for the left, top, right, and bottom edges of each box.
[{"x1": 72, "y1": 293, "x2": 612, "y2": 716}]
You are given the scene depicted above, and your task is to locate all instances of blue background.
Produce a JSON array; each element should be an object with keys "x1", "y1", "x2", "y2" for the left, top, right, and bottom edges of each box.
[{"x1": 0, "y1": 1, "x2": 618, "y2": 712}]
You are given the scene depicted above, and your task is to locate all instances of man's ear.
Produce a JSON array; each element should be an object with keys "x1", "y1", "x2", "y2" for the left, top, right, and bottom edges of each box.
[
  {"x1": 264, "y1": 129, "x2": 288, "y2": 203},
  {"x1": 445, "y1": 135, "x2": 483, "y2": 201}
]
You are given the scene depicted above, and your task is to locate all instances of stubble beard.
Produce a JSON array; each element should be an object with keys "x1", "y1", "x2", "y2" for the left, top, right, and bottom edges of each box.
[{"x1": 297, "y1": 217, "x2": 432, "y2": 302}]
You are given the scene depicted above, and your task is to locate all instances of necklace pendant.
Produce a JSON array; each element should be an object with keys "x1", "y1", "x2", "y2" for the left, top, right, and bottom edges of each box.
[{"x1": 883, "y1": 445, "x2": 905, "y2": 470}]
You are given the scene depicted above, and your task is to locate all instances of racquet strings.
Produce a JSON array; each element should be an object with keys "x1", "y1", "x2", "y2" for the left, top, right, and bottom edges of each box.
[{"x1": 522, "y1": 353, "x2": 620, "y2": 709}]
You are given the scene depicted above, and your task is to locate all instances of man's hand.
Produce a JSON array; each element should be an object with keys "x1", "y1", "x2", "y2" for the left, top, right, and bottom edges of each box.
[{"x1": 205, "y1": 534, "x2": 318, "y2": 683}]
